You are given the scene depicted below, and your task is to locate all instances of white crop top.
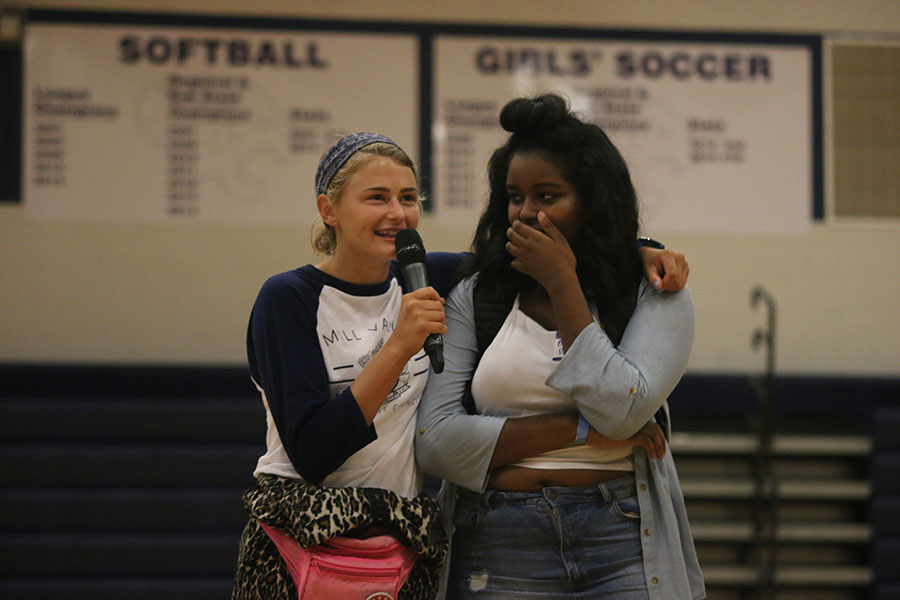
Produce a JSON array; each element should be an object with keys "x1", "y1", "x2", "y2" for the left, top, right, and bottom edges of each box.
[{"x1": 471, "y1": 296, "x2": 634, "y2": 471}]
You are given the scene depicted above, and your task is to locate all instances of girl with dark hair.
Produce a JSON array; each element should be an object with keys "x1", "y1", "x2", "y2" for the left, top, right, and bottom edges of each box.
[{"x1": 416, "y1": 94, "x2": 705, "y2": 599}]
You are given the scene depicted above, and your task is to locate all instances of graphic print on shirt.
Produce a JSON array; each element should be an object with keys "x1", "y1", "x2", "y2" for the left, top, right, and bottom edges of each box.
[
  {"x1": 358, "y1": 338, "x2": 411, "y2": 409},
  {"x1": 316, "y1": 282, "x2": 425, "y2": 412},
  {"x1": 320, "y1": 317, "x2": 394, "y2": 347}
]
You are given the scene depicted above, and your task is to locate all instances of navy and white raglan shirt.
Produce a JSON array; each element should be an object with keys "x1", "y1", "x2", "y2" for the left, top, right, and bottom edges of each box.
[{"x1": 247, "y1": 252, "x2": 463, "y2": 499}]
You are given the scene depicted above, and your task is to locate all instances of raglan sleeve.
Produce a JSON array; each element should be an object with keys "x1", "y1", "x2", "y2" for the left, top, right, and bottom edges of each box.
[
  {"x1": 414, "y1": 274, "x2": 507, "y2": 492},
  {"x1": 247, "y1": 273, "x2": 377, "y2": 484},
  {"x1": 546, "y1": 281, "x2": 695, "y2": 440}
]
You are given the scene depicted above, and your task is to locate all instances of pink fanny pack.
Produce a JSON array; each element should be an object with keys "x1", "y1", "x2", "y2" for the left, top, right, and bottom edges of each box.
[{"x1": 260, "y1": 521, "x2": 418, "y2": 600}]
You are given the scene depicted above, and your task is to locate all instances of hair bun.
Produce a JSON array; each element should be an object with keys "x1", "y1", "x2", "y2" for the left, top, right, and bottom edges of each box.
[{"x1": 498, "y1": 94, "x2": 569, "y2": 135}]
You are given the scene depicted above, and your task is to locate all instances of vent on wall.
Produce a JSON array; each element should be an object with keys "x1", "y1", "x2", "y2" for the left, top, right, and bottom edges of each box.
[{"x1": 831, "y1": 42, "x2": 900, "y2": 218}]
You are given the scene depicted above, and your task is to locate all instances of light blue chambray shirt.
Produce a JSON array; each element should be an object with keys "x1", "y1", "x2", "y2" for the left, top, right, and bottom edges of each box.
[{"x1": 415, "y1": 274, "x2": 706, "y2": 600}]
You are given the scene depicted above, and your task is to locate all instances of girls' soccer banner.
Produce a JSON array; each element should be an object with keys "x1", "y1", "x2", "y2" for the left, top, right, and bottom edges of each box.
[{"x1": 432, "y1": 35, "x2": 816, "y2": 234}]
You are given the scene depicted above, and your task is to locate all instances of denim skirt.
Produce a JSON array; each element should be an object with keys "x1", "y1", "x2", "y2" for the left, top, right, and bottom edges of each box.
[{"x1": 448, "y1": 474, "x2": 649, "y2": 599}]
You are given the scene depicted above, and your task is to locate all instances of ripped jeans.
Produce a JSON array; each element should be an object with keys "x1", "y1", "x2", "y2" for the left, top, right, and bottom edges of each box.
[{"x1": 448, "y1": 474, "x2": 650, "y2": 599}]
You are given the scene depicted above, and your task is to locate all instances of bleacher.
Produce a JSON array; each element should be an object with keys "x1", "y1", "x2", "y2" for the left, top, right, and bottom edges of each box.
[
  {"x1": 0, "y1": 365, "x2": 897, "y2": 599},
  {"x1": 0, "y1": 366, "x2": 262, "y2": 599},
  {"x1": 673, "y1": 427, "x2": 872, "y2": 598}
]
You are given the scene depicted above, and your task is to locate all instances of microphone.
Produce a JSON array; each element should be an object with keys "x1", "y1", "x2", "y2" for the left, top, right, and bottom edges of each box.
[{"x1": 394, "y1": 228, "x2": 444, "y2": 373}]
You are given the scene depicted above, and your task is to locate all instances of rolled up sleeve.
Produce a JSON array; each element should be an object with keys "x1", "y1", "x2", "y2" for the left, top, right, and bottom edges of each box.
[{"x1": 546, "y1": 282, "x2": 694, "y2": 440}]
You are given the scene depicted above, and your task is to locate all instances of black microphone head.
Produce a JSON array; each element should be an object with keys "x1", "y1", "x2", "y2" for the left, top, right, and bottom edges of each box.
[{"x1": 395, "y1": 228, "x2": 426, "y2": 267}]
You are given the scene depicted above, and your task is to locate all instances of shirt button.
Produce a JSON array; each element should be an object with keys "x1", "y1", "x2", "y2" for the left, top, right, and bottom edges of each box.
[
  {"x1": 644, "y1": 528, "x2": 652, "y2": 536},
  {"x1": 629, "y1": 386, "x2": 637, "y2": 395},
  {"x1": 418, "y1": 428, "x2": 425, "y2": 435},
  {"x1": 640, "y1": 484, "x2": 647, "y2": 491},
  {"x1": 651, "y1": 577, "x2": 659, "y2": 585}
]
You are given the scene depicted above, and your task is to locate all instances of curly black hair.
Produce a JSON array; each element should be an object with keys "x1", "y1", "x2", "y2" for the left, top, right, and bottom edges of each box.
[{"x1": 463, "y1": 93, "x2": 643, "y2": 345}]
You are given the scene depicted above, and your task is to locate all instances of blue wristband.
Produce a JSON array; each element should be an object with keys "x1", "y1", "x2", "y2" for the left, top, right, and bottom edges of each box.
[{"x1": 574, "y1": 414, "x2": 589, "y2": 445}]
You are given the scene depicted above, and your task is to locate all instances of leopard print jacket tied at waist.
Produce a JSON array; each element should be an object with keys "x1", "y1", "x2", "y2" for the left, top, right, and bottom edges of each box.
[{"x1": 242, "y1": 474, "x2": 449, "y2": 597}]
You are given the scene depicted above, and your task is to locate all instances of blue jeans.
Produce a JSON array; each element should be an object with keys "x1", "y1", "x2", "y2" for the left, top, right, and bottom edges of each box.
[{"x1": 448, "y1": 474, "x2": 650, "y2": 599}]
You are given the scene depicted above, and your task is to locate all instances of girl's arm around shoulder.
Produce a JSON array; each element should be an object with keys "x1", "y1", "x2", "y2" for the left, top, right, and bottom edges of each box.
[
  {"x1": 425, "y1": 251, "x2": 469, "y2": 298},
  {"x1": 414, "y1": 274, "x2": 507, "y2": 492},
  {"x1": 546, "y1": 281, "x2": 694, "y2": 440}
]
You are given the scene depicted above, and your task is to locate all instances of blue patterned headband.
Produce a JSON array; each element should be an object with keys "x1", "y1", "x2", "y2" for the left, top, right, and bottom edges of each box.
[{"x1": 315, "y1": 132, "x2": 402, "y2": 195}]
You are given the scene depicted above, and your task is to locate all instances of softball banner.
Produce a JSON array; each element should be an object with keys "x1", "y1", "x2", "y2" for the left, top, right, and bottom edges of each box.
[{"x1": 23, "y1": 22, "x2": 419, "y2": 223}]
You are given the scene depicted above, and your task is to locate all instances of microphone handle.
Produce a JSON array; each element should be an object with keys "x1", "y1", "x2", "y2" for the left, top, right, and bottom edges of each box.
[
  {"x1": 400, "y1": 262, "x2": 444, "y2": 373},
  {"x1": 424, "y1": 334, "x2": 444, "y2": 373}
]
